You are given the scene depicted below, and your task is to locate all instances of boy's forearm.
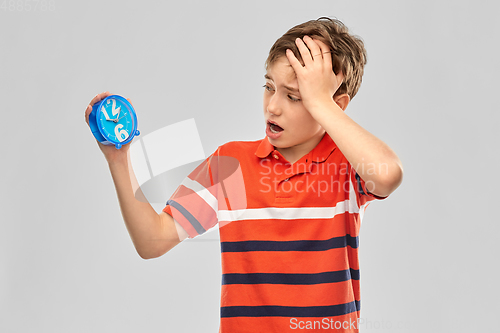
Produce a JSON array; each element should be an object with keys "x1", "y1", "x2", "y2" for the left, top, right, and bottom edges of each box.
[
  {"x1": 107, "y1": 153, "x2": 164, "y2": 259},
  {"x1": 311, "y1": 101, "x2": 403, "y2": 197}
]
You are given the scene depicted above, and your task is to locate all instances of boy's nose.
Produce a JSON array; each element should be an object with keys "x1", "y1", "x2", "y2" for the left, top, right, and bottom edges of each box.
[{"x1": 267, "y1": 96, "x2": 282, "y2": 116}]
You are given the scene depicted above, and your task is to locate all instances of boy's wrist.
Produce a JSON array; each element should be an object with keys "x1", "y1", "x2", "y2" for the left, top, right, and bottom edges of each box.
[
  {"x1": 306, "y1": 98, "x2": 342, "y2": 121},
  {"x1": 106, "y1": 151, "x2": 129, "y2": 168}
]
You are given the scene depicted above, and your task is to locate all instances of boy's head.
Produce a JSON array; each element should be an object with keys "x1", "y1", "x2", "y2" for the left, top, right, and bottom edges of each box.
[{"x1": 266, "y1": 17, "x2": 367, "y2": 100}]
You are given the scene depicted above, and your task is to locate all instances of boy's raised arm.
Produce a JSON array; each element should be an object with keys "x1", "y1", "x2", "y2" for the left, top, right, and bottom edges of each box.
[
  {"x1": 85, "y1": 92, "x2": 182, "y2": 259},
  {"x1": 286, "y1": 37, "x2": 403, "y2": 197}
]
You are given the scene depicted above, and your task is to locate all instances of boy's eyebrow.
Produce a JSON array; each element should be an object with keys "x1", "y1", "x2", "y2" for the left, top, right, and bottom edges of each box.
[{"x1": 264, "y1": 74, "x2": 300, "y2": 94}]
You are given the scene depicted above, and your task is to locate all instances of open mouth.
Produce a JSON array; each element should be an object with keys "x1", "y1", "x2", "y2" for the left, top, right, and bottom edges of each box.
[{"x1": 268, "y1": 121, "x2": 284, "y2": 133}]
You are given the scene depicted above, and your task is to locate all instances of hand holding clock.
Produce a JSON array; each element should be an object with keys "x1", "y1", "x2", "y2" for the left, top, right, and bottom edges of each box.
[
  {"x1": 85, "y1": 91, "x2": 112, "y2": 126},
  {"x1": 85, "y1": 91, "x2": 139, "y2": 164}
]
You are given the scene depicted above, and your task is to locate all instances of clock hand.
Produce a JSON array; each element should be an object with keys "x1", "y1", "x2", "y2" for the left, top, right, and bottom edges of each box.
[
  {"x1": 114, "y1": 106, "x2": 121, "y2": 119},
  {"x1": 108, "y1": 106, "x2": 122, "y2": 122},
  {"x1": 113, "y1": 114, "x2": 126, "y2": 123}
]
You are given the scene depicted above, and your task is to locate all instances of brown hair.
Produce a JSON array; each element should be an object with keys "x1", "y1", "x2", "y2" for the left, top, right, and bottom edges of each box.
[{"x1": 265, "y1": 17, "x2": 367, "y2": 100}]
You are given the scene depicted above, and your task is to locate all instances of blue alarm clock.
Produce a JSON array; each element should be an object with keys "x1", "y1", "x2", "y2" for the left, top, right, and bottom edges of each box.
[{"x1": 88, "y1": 95, "x2": 140, "y2": 149}]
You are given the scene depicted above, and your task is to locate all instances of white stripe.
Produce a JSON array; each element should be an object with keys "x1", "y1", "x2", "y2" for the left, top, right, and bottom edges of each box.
[
  {"x1": 181, "y1": 177, "x2": 218, "y2": 217},
  {"x1": 180, "y1": 169, "x2": 371, "y2": 226},
  {"x1": 348, "y1": 171, "x2": 360, "y2": 213},
  {"x1": 218, "y1": 199, "x2": 362, "y2": 222},
  {"x1": 359, "y1": 203, "x2": 368, "y2": 223}
]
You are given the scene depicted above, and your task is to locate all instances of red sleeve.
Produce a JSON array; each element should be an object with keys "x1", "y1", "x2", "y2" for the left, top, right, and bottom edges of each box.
[
  {"x1": 163, "y1": 146, "x2": 246, "y2": 239},
  {"x1": 349, "y1": 166, "x2": 388, "y2": 210},
  {"x1": 162, "y1": 153, "x2": 218, "y2": 239}
]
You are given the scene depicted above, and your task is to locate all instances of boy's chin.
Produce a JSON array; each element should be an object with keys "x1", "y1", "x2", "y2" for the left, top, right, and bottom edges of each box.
[{"x1": 268, "y1": 137, "x2": 291, "y2": 149}]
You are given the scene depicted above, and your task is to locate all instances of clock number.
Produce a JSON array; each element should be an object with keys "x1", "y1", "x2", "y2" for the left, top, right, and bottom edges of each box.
[
  {"x1": 109, "y1": 98, "x2": 120, "y2": 116},
  {"x1": 101, "y1": 107, "x2": 111, "y2": 120},
  {"x1": 102, "y1": 99, "x2": 121, "y2": 121},
  {"x1": 114, "y1": 124, "x2": 129, "y2": 142}
]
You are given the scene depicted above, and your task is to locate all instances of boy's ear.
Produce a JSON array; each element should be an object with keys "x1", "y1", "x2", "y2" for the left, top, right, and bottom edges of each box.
[{"x1": 333, "y1": 93, "x2": 350, "y2": 111}]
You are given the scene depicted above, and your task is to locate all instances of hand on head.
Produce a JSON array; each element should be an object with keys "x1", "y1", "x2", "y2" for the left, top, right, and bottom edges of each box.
[{"x1": 285, "y1": 36, "x2": 345, "y2": 112}]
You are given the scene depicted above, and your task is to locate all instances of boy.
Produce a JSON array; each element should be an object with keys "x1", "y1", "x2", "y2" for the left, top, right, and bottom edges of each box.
[{"x1": 85, "y1": 17, "x2": 403, "y2": 333}]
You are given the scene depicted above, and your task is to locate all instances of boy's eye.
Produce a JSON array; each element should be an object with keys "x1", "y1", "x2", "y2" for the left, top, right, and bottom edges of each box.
[
  {"x1": 262, "y1": 84, "x2": 273, "y2": 92},
  {"x1": 263, "y1": 84, "x2": 301, "y2": 102}
]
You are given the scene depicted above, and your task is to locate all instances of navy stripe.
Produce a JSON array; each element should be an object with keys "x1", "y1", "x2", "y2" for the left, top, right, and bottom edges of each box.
[
  {"x1": 221, "y1": 300, "x2": 360, "y2": 318},
  {"x1": 166, "y1": 200, "x2": 206, "y2": 235},
  {"x1": 350, "y1": 268, "x2": 360, "y2": 280},
  {"x1": 355, "y1": 172, "x2": 366, "y2": 195},
  {"x1": 221, "y1": 235, "x2": 358, "y2": 253},
  {"x1": 222, "y1": 268, "x2": 359, "y2": 285}
]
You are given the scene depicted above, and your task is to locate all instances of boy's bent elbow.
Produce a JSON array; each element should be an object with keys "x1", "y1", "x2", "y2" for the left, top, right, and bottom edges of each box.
[
  {"x1": 137, "y1": 249, "x2": 170, "y2": 260},
  {"x1": 369, "y1": 162, "x2": 404, "y2": 197},
  {"x1": 137, "y1": 212, "x2": 182, "y2": 260},
  {"x1": 138, "y1": 250, "x2": 153, "y2": 260},
  {"x1": 137, "y1": 246, "x2": 161, "y2": 260},
  {"x1": 137, "y1": 242, "x2": 178, "y2": 260}
]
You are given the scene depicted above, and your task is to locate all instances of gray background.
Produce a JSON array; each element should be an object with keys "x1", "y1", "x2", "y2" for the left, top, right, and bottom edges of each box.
[{"x1": 1, "y1": 0, "x2": 499, "y2": 332}]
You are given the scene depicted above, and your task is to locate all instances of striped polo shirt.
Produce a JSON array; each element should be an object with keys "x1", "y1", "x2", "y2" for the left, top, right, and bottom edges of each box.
[{"x1": 163, "y1": 133, "x2": 387, "y2": 332}]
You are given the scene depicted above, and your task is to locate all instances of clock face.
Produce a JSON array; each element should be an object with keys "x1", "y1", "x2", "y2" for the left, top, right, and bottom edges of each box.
[{"x1": 97, "y1": 97, "x2": 135, "y2": 144}]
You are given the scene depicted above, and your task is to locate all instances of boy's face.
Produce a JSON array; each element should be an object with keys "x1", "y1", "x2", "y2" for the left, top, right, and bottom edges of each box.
[{"x1": 263, "y1": 56, "x2": 325, "y2": 159}]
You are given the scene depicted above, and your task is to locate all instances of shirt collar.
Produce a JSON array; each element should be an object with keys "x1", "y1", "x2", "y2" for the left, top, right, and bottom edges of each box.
[
  {"x1": 255, "y1": 133, "x2": 337, "y2": 163},
  {"x1": 255, "y1": 137, "x2": 275, "y2": 158}
]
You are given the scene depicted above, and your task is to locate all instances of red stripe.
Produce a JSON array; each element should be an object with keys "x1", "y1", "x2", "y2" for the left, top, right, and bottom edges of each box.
[
  {"x1": 220, "y1": 215, "x2": 354, "y2": 242},
  {"x1": 222, "y1": 247, "x2": 352, "y2": 274},
  {"x1": 221, "y1": 281, "x2": 357, "y2": 307}
]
